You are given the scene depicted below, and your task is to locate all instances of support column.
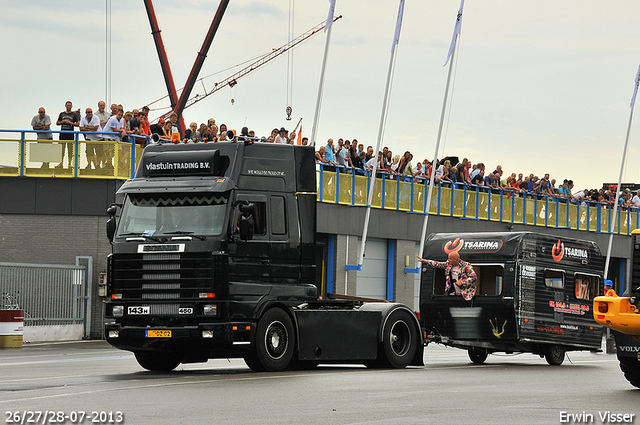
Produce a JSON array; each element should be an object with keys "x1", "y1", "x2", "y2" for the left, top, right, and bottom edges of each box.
[
  {"x1": 334, "y1": 234, "x2": 358, "y2": 296},
  {"x1": 394, "y1": 239, "x2": 418, "y2": 308}
]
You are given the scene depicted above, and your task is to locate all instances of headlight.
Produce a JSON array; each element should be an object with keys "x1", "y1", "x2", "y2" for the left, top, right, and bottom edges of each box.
[
  {"x1": 112, "y1": 305, "x2": 124, "y2": 317},
  {"x1": 108, "y1": 330, "x2": 120, "y2": 338},
  {"x1": 203, "y1": 304, "x2": 217, "y2": 316}
]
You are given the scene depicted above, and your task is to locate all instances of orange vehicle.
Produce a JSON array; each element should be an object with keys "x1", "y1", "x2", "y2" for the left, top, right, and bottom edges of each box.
[{"x1": 593, "y1": 230, "x2": 640, "y2": 388}]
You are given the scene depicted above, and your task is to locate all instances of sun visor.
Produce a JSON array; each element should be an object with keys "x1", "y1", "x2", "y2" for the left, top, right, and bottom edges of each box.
[
  {"x1": 117, "y1": 176, "x2": 236, "y2": 194},
  {"x1": 141, "y1": 149, "x2": 221, "y2": 177}
]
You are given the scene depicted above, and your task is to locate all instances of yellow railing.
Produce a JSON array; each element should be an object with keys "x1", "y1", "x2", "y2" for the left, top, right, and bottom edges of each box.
[
  {"x1": 0, "y1": 130, "x2": 145, "y2": 180},
  {"x1": 317, "y1": 165, "x2": 639, "y2": 235}
]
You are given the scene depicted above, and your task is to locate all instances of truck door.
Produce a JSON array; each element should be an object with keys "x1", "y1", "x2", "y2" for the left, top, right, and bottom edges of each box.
[
  {"x1": 267, "y1": 194, "x2": 300, "y2": 284},
  {"x1": 228, "y1": 193, "x2": 271, "y2": 286},
  {"x1": 228, "y1": 193, "x2": 299, "y2": 287}
]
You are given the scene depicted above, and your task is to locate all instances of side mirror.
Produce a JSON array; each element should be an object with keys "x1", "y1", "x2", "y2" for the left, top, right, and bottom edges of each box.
[
  {"x1": 106, "y1": 217, "x2": 116, "y2": 243},
  {"x1": 239, "y1": 202, "x2": 255, "y2": 215},
  {"x1": 239, "y1": 215, "x2": 254, "y2": 241},
  {"x1": 106, "y1": 204, "x2": 119, "y2": 243}
]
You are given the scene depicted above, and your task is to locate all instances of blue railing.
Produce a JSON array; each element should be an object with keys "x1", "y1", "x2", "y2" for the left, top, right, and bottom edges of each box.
[{"x1": 316, "y1": 163, "x2": 639, "y2": 236}]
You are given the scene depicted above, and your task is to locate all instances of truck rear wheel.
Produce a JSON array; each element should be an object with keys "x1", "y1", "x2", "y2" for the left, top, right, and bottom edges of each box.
[
  {"x1": 545, "y1": 344, "x2": 565, "y2": 366},
  {"x1": 468, "y1": 348, "x2": 488, "y2": 364},
  {"x1": 134, "y1": 351, "x2": 183, "y2": 372},
  {"x1": 255, "y1": 308, "x2": 296, "y2": 372},
  {"x1": 619, "y1": 357, "x2": 640, "y2": 388},
  {"x1": 380, "y1": 310, "x2": 418, "y2": 369}
]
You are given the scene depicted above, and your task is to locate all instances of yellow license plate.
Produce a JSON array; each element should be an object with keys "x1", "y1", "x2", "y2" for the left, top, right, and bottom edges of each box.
[{"x1": 145, "y1": 330, "x2": 172, "y2": 338}]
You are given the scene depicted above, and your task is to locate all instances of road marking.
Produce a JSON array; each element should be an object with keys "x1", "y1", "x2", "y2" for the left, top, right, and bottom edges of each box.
[{"x1": 0, "y1": 355, "x2": 134, "y2": 367}]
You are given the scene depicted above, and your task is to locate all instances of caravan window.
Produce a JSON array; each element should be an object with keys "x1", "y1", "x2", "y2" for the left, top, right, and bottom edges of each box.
[
  {"x1": 544, "y1": 270, "x2": 564, "y2": 289},
  {"x1": 432, "y1": 264, "x2": 503, "y2": 296},
  {"x1": 574, "y1": 273, "x2": 600, "y2": 300}
]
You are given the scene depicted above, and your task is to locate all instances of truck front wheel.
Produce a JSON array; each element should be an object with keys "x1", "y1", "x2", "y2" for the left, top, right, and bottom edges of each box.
[
  {"x1": 380, "y1": 310, "x2": 419, "y2": 369},
  {"x1": 255, "y1": 308, "x2": 296, "y2": 372},
  {"x1": 134, "y1": 351, "x2": 183, "y2": 372},
  {"x1": 619, "y1": 357, "x2": 640, "y2": 388}
]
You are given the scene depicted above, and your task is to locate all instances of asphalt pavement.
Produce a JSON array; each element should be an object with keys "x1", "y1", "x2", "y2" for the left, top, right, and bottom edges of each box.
[{"x1": 0, "y1": 340, "x2": 637, "y2": 425}]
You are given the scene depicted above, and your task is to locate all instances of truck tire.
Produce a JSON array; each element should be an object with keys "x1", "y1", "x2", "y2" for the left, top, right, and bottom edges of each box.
[
  {"x1": 468, "y1": 348, "x2": 488, "y2": 365},
  {"x1": 545, "y1": 344, "x2": 565, "y2": 366},
  {"x1": 243, "y1": 354, "x2": 266, "y2": 372},
  {"x1": 255, "y1": 308, "x2": 296, "y2": 372},
  {"x1": 134, "y1": 351, "x2": 183, "y2": 372},
  {"x1": 619, "y1": 357, "x2": 640, "y2": 388},
  {"x1": 380, "y1": 309, "x2": 419, "y2": 369}
]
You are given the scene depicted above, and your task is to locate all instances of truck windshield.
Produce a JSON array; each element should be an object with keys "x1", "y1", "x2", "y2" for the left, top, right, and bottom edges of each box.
[{"x1": 116, "y1": 193, "x2": 228, "y2": 238}]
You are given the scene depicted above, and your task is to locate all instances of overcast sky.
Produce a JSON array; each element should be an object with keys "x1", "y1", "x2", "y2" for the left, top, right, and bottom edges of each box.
[{"x1": 2, "y1": 1, "x2": 640, "y2": 190}]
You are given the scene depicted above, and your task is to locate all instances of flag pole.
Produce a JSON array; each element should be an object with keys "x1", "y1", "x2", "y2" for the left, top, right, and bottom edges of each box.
[
  {"x1": 310, "y1": 0, "x2": 337, "y2": 147},
  {"x1": 418, "y1": 0, "x2": 465, "y2": 259},
  {"x1": 354, "y1": 0, "x2": 405, "y2": 269},
  {"x1": 604, "y1": 63, "x2": 640, "y2": 278}
]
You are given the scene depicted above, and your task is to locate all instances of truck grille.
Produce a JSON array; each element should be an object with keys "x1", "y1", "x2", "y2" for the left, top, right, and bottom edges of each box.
[{"x1": 111, "y1": 252, "x2": 216, "y2": 299}]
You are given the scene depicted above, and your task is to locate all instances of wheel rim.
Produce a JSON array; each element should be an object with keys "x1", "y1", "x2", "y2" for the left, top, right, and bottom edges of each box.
[
  {"x1": 390, "y1": 320, "x2": 411, "y2": 356},
  {"x1": 265, "y1": 321, "x2": 288, "y2": 360}
]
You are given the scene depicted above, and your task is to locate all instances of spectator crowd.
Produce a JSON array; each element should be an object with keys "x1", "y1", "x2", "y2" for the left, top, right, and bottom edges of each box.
[
  {"x1": 314, "y1": 139, "x2": 640, "y2": 211},
  {"x1": 31, "y1": 100, "x2": 310, "y2": 170},
  {"x1": 30, "y1": 101, "x2": 640, "y2": 212}
]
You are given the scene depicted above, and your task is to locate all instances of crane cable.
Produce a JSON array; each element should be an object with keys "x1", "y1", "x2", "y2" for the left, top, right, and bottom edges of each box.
[{"x1": 286, "y1": 0, "x2": 295, "y2": 120}]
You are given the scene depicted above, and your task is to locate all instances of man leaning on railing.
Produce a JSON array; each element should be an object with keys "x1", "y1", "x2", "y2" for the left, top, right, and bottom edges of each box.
[
  {"x1": 31, "y1": 107, "x2": 52, "y2": 168},
  {"x1": 79, "y1": 108, "x2": 101, "y2": 170}
]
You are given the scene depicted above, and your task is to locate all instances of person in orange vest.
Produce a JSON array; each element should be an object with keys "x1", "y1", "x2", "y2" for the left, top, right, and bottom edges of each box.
[{"x1": 604, "y1": 279, "x2": 617, "y2": 297}]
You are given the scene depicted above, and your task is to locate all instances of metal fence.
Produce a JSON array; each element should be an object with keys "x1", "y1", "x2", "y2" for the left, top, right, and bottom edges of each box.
[{"x1": 0, "y1": 260, "x2": 90, "y2": 338}]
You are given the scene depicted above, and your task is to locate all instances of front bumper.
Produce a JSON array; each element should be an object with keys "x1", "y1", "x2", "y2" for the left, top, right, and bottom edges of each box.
[{"x1": 105, "y1": 321, "x2": 253, "y2": 358}]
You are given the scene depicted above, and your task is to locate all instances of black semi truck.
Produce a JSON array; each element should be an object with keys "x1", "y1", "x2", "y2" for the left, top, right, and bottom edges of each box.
[
  {"x1": 421, "y1": 232, "x2": 605, "y2": 365},
  {"x1": 104, "y1": 140, "x2": 423, "y2": 372}
]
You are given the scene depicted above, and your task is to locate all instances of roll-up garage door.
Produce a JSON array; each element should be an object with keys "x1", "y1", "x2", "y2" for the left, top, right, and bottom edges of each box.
[{"x1": 356, "y1": 238, "x2": 388, "y2": 300}]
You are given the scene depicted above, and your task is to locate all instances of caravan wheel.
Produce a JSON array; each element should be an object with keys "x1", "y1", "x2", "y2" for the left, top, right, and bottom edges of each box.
[
  {"x1": 468, "y1": 348, "x2": 488, "y2": 365},
  {"x1": 545, "y1": 344, "x2": 565, "y2": 366}
]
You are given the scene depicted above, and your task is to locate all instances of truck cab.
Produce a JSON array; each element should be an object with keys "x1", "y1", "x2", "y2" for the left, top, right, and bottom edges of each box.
[
  {"x1": 104, "y1": 140, "x2": 422, "y2": 372},
  {"x1": 105, "y1": 141, "x2": 318, "y2": 370}
]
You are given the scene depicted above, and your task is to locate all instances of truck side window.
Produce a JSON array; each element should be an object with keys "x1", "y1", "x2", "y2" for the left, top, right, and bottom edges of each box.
[
  {"x1": 253, "y1": 202, "x2": 266, "y2": 235},
  {"x1": 574, "y1": 274, "x2": 599, "y2": 300},
  {"x1": 234, "y1": 202, "x2": 267, "y2": 236},
  {"x1": 270, "y1": 196, "x2": 286, "y2": 235},
  {"x1": 544, "y1": 270, "x2": 564, "y2": 289}
]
